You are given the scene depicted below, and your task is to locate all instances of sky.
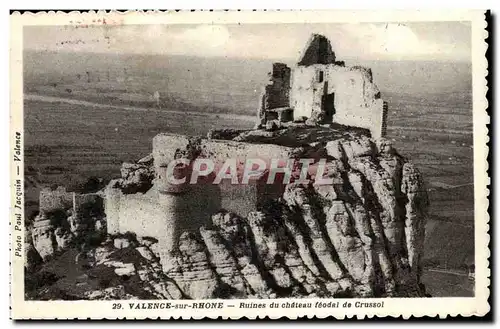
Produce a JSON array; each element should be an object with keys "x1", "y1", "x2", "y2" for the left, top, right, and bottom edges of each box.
[{"x1": 24, "y1": 22, "x2": 472, "y2": 62}]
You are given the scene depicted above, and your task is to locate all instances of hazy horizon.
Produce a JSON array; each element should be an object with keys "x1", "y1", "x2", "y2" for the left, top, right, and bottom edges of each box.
[{"x1": 23, "y1": 48, "x2": 472, "y2": 120}]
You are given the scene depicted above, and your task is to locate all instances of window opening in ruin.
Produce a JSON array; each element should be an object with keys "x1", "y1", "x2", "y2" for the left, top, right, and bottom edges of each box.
[
  {"x1": 322, "y1": 90, "x2": 335, "y2": 122},
  {"x1": 317, "y1": 70, "x2": 324, "y2": 83}
]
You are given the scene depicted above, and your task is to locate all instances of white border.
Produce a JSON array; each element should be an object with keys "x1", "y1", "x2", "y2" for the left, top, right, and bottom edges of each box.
[{"x1": 8, "y1": 9, "x2": 490, "y2": 320}]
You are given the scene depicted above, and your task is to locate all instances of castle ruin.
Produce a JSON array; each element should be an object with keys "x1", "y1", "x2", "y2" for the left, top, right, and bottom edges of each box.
[
  {"x1": 34, "y1": 34, "x2": 392, "y2": 274},
  {"x1": 257, "y1": 34, "x2": 388, "y2": 139},
  {"x1": 105, "y1": 135, "x2": 297, "y2": 271},
  {"x1": 105, "y1": 34, "x2": 391, "y2": 272}
]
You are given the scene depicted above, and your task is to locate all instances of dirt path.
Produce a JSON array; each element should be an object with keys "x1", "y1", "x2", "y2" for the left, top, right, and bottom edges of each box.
[
  {"x1": 25, "y1": 93, "x2": 471, "y2": 136},
  {"x1": 24, "y1": 93, "x2": 256, "y2": 122}
]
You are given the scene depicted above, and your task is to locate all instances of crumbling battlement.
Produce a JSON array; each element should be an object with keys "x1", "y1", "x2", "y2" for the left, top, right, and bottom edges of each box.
[
  {"x1": 104, "y1": 133, "x2": 300, "y2": 270},
  {"x1": 39, "y1": 187, "x2": 103, "y2": 218},
  {"x1": 257, "y1": 33, "x2": 389, "y2": 139},
  {"x1": 153, "y1": 133, "x2": 297, "y2": 218},
  {"x1": 32, "y1": 187, "x2": 104, "y2": 260},
  {"x1": 105, "y1": 181, "x2": 220, "y2": 271},
  {"x1": 153, "y1": 133, "x2": 295, "y2": 172},
  {"x1": 265, "y1": 63, "x2": 291, "y2": 109},
  {"x1": 39, "y1": 187, "x2": 73, "y2": 214},
  {"x1": 257, "y1": 63, "x2": 292, "y2": 126}
]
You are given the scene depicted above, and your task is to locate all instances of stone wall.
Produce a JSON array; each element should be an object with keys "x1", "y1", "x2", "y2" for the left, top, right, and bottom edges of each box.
[
  {"x1": 105, "y1": 185, "x2": 218, "y2": 241},
  {"x1": 157, "y1": 184, "x2": 220, "y2": 271},
  {"x1": 105, "y1": 183, "x2": 220, "y2": 271},
  {"x1": 264, "y1": 63, "x2": 291, "y2": 110},
  {"x1": 104, "y1": 187, "x2": 164, "y2": 237},
  {"x1": 153, "y1": 134, "x2": 296, "y2": 175},
  {"x1": 147, "y1": 134, "x2": 300, "y2": 269},
  {"x1": 290, "y1": 64, "x2": 387, "y2": 139},
  {"x1": 152, "y1": 134, "x2": 295, "y2": 214},
  {"x1": 290, "y1": 65, "x2": 317, "y2": 119},
  {"x1": 257, "y1": 63, "x2": 291, "y2": 126},
  {"x1": 333, "y1": 98, "x2": 386, "y2": 139},
  {"x1": 218, "y1": 179, "x2": 259, "y2": 218},
  {"x1": 39, "y1": 187, "x2": 73, "y2": 213},
  {"x1": 104, "y1": 186, "x2": 121, "y2": 235},
  {"x1": 331, "y1": 66, "x2": 385, "y2": 139},
  {"x1": 39, "y1": 187, "x2": 104, "y2": 219}
]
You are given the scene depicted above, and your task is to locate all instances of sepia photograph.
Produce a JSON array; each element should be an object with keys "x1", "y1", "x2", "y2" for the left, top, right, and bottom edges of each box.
[{"x1": 9, "y1": 10, "x2": 489, "y2": 319}]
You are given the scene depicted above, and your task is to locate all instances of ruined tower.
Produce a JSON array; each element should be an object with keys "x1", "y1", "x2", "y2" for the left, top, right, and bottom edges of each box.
[{"x1": 257, "y1": 33, "x2": 389, "y2": 139}]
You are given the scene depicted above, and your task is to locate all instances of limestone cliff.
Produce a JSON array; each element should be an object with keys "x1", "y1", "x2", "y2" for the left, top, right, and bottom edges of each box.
[
  {"x1": 26, "y1": 127, "x2": 429, "y2": 300},
  {"x1": 162, "y1": 134, "x2": 429, "y2": 298}
]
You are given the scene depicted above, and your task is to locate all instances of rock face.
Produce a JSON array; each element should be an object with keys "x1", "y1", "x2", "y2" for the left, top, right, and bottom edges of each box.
[
  {"x1": 108, "y1": 159, "x2": 155, "y2": 194},
  {"x1": 25, "y1": 230, "x2": 42, "y2": 271},
  {"x1": 30, "y1": 195, "x2": 106, "y2": 261},
  {"x1": 162, "y1": 136, "x2": 429, "y2": 298},
  {"x1": 27, "y1": 129, "x2": 428, "y2": 300},
  {"x1": 31, "y1": 215, "x2": 56, "y2": 261},
  {"x1": 120, "y1": 162, "x2": 154, "y2": 193}
]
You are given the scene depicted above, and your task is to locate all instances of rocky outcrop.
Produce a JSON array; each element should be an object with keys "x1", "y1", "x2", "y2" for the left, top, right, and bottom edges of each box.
[
  {"x1": 105, "y1": 156, "x2": 155, "y2": 195},
  {"x1": 28, "y1": 128, "x2": 428, "y2": 300},
  {"x1": 82, "y1": 236, "x2": 184, "y2": 300},
  {"x1": 84, "y1": 286, "x2": 138, "y2": 300},
  {"x1": 164, "y1": 232, "x2": 220, "y2": 299},
  {"x1": 30, "y1": 197, "x2": 106, "y2": 261},
  {"x1": 25, "y1": 230, "x2": 42, "y2": 271},
  {"x1": 31, "y1": 215, "x2": 56, "y2": 261},
  {"x1": 116, "y1": 162, "x2": 154, "y2": 194},
  {"x1": 160, "y1": 135, "x2": 428, "y2": 298},
  {"x1": 207, "y1": 128, "x2": 244, "y2": 141}
]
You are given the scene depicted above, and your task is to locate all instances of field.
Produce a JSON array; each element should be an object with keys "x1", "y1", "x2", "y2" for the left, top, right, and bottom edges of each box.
[{"x1": 23, "y1": 50, "x2": 475, "y2": 296}]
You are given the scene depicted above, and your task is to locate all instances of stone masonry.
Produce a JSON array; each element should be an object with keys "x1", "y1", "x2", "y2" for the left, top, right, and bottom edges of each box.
[{"x1": 257, "y1": 33, "x2": 388, "y2": 139}]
